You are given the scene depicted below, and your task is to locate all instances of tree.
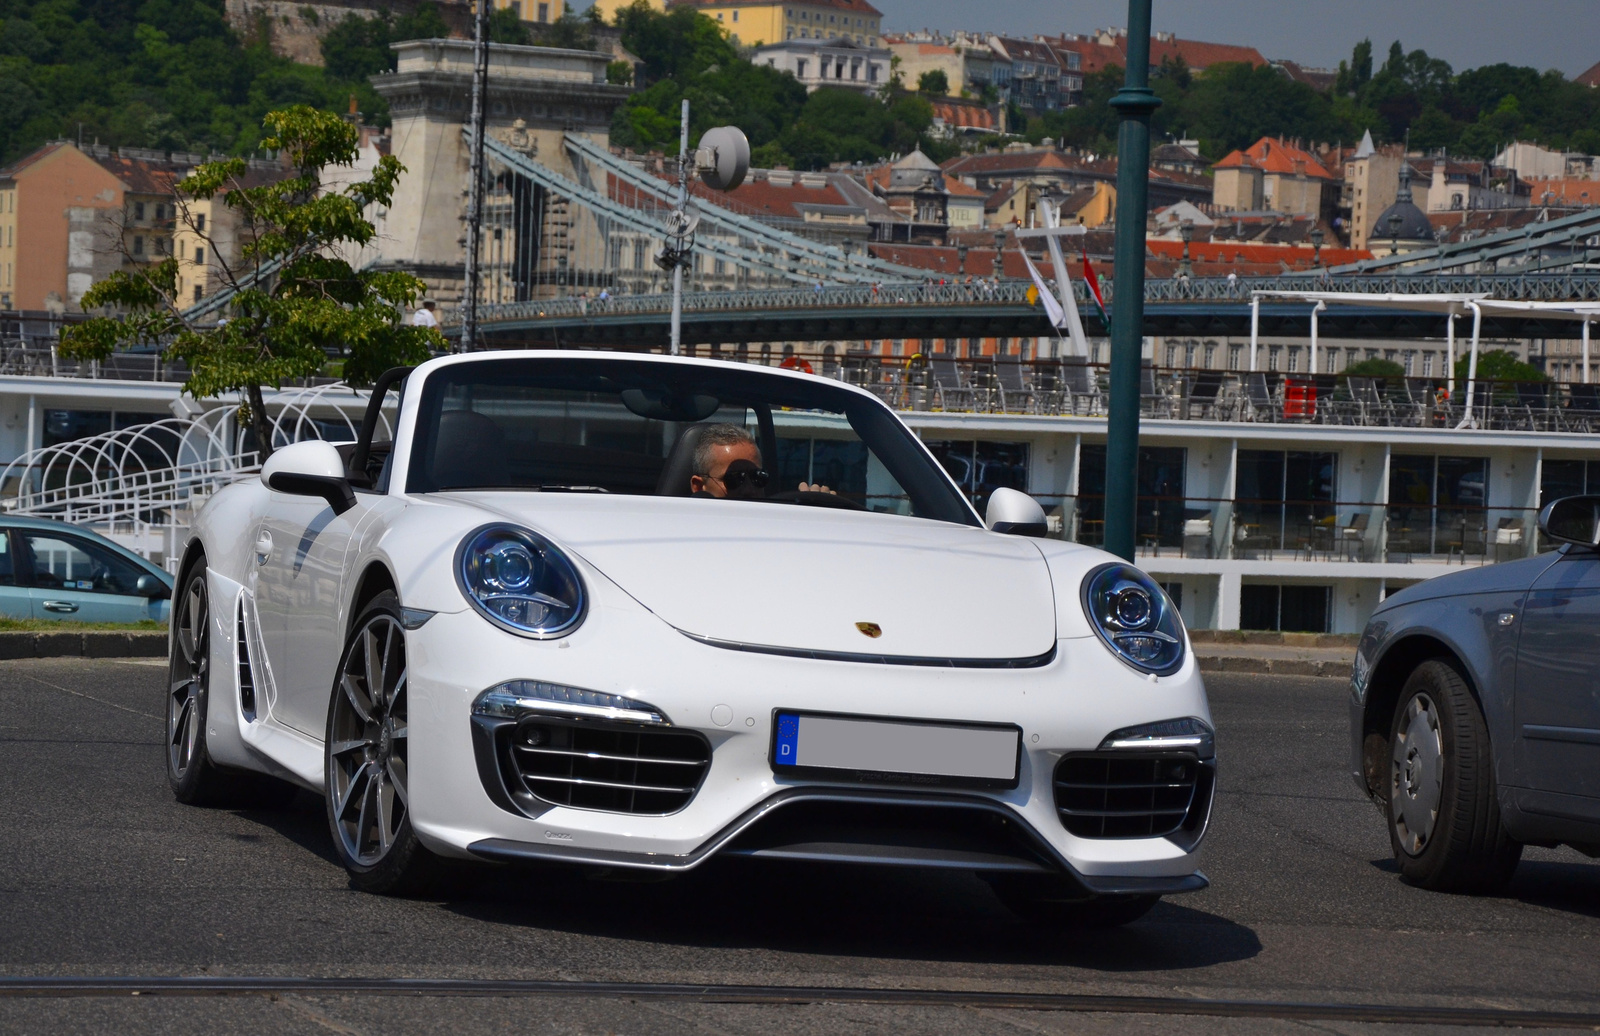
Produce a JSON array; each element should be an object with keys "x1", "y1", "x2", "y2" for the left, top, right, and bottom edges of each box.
[
  {"x1": 917, "y1": 69, "x2": 949, "y2": 95},
  {"x1": 534, "y1": 11, "x2": 598, "y2": 51},
  {"x1": 489, "y1": 7, "x2": 531, "y2": 45},
  {"x1": 1454, "y1": 349, "x2": 1546, "y2": 384},
  {"x1": 60, "y1": 106, "x2": 440, "y2": 457}
]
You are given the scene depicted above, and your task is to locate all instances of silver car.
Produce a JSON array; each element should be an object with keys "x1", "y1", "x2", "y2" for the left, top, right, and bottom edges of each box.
[{"x1": 1350, "y1": 496, "x2": 1600, "y2": 892}]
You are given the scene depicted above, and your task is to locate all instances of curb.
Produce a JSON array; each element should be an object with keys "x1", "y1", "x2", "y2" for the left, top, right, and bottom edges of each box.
[
  {"x1": 0, "y1": 630, "x2": 167, "y2": 660},
  {"x1": 1188, "y1": 630, "x2": 1359, "y2": 649},
  {"x1": 1196, "y1": 654, "x2": 1350, "y2": 679}
]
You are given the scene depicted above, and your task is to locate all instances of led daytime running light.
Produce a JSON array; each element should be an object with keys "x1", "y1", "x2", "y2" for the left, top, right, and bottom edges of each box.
[{"x1": 473, "y1": 681, "x2": 665, "y2": 724}]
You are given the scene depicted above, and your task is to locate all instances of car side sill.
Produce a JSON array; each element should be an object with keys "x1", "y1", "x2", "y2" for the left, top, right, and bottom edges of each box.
[{"x1": 1523, "y1": 724, "x2": 1600, "y2": 745}]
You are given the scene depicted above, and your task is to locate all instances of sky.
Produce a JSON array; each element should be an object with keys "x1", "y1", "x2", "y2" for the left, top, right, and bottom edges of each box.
[{"x1": 864, "y1": 0, "x2": 1600, "y2": 78}]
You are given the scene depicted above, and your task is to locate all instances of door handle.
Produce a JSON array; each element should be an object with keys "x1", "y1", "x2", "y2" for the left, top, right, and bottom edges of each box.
[
  {"x1": 42, "y1": 601, "x2": 79, "y2": 614},
  {"x1": 254, "y1": 531, "x2": 273, "y2": 565}
]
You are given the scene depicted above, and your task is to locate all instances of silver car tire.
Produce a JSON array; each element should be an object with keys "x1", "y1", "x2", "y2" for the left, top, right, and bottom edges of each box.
[
  {"x1": 324, "y1": 590, "x2": 444, "y2": 896},
  {"x1": 1386, "y1": 659, "x2": 1521, "y2": 893}
]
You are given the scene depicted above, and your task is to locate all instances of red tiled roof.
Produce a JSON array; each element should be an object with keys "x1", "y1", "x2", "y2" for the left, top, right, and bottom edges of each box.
[
  {"x1": 1523, "y1": 178, "x2": 1600, "y2": 206},
  {"x1": 944, "y1": 176, "x2": 985, "y2": 198},
  {"x1": 93, "y1": 154, "x2": 186, "y2": 195},
  {"x1": 943, "y1": 149, "x2": 1078, "y2": 177},
  {"x1": 929, "y1": 100, "x2": 998, "y2": 132},
  {"x1": 1149, "y1": 36, "x2": 1265, "y2": 70},
  {"x1": 1047, "y1": 37, "x2": 1125, "y2": 75},
  {"x1": 1577, "y1": 60, "x2": 1600, "y2": 88},
  {"x1": 0, "y1": 141, "x2": 71, "y2": 180},
  {"x1": 1212, "y1": 137, "x2": 1335, "y2": 179},
  {"x1": 1145, "y1": 239, "x2": 1371, "y2": 267}
]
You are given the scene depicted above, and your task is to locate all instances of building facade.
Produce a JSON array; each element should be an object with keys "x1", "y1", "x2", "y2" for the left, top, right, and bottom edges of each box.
[
  {"x1": 753, "y1": 38, "x2": 889, "y2": 93},
  {"x1": 672, "y1": 0, "x2": 882, "y2": 47}
]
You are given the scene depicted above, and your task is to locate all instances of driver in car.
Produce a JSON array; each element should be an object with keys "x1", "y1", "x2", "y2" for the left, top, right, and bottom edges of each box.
[{"x1": 688, "y1": 424, "x2": 831, "y2": 498}]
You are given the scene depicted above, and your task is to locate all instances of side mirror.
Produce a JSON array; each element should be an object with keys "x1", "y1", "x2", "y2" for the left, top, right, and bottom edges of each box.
[
  {"x1": 135, "y1": 574, "x2": 168, "y2": 599},
  {"x1": 1538, "y1": 494, "x2": 1600, "y2": 548},
  {"x1": 985, "y1": 487, "x2": 1048, "y2": 537},
  {"x1": 262, "y1": 440, "x2": 357, "y2": 516}
]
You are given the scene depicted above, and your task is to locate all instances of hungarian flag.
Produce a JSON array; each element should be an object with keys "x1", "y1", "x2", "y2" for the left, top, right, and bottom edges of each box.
[{"x1": 1082, "y1": 249, "x2": 1109, "y2": 329}]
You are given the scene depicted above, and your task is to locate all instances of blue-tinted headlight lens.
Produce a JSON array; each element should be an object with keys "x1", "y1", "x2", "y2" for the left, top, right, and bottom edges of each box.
[
  {"x1": 456, "y1": 525, "x2": 586, "y2": 638},
  {"x1": 1082, "y1": 563, "x2": 1185, "y2": 675}
]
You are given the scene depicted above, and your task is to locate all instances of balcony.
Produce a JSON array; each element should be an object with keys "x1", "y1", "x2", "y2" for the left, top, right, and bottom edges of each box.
[
  {"x1": 830, "y1": 356, "x2": 1600, "y2": 433},
  {"x1": 1062, "y1": 494, "x2": 1540, "y2": 567}
]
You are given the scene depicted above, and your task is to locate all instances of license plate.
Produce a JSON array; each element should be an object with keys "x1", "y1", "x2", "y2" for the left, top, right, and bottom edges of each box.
[{"x1": 770, "y1": 711, "x2": 1021, "y2": 789}]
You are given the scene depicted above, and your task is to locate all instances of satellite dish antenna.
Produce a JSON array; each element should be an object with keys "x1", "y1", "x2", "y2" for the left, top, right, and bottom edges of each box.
[{"x1": 696, "y1": 126, "x2": 750, "y2": 193}]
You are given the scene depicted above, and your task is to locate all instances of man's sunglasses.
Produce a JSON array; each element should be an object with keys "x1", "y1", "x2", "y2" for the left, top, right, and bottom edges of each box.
[{"x1": 711, "y1": 466, "x2": 771, "y2": 491}]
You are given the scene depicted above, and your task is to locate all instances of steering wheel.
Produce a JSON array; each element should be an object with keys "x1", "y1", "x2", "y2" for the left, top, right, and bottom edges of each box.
[{"x1": 768, "y1": 489, "x2": 866, "y2": 511}]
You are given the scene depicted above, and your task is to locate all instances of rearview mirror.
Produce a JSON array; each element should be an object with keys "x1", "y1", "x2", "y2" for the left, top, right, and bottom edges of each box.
[
  {"x1": 135, "y1": 574, "x2": 168, "y2": 599},
  {"x1": 262, "y1": 440, "x2": 357, "y2": 516},
  {"x1": 1539, "y1": 495, "x2": 1600, "y2": 548},
  {"x1": 985, "y1": 487, "x2": 1048, "y2": 537}
]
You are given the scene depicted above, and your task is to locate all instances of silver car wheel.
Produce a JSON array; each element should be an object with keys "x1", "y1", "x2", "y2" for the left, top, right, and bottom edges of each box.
[
  {"x1": 1390, "y1": 691, "x2": 1443, "y2": 856},
  {"x1": 167, "y1": 573, "x2": 208, "y2": 779},
  {"x1": 327, "y1": 613, "x2": 409, "y2": 867}
]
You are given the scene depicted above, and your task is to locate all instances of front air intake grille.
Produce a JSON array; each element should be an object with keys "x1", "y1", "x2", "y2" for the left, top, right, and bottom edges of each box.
[
  {"x1": 1053, "y1": 753, "x2": 1213, "y2": 841},
  {"x1": 503, "y1": 717, "x2": 711, "y2": 815}
]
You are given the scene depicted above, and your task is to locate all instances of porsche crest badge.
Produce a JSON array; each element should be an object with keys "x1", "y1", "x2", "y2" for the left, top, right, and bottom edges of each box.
[{"x1": 855, "y1": 622, "x2": 882, "y2": 638}]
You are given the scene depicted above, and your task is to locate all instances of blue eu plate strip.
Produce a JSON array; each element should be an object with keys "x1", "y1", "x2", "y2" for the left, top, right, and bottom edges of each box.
[{"x1": 774, "y1": 712, "x2": 799, "y2": 767}]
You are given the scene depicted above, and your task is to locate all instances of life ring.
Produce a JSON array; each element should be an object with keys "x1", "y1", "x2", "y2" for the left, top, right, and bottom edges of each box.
[{"x1": 780, "y1": 356, "x2": 815, "y2": 375}]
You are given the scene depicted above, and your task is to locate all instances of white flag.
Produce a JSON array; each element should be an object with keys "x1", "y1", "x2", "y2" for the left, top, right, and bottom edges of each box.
[{"x1": 1019, "y1": 248, "x2": 1066, "y2": 328}]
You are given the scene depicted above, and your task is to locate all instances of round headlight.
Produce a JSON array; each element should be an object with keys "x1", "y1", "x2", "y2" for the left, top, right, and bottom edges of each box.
[
  {"x1": 1082, "y1": 563, "x2": 1185, "y2": 676},
  {"x1": 455, "y1": 524, "x2": 587, "y2": 638}
]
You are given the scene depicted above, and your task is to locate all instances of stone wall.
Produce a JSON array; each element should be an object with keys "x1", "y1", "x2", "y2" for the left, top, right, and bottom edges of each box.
[{"x1": 224, "y1": 0, "x2": 472, "y2": 66}]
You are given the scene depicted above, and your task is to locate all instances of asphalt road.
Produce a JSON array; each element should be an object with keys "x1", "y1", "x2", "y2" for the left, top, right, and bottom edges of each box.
[{"x1": 2, "y1": 658, "x2": 1599, "y2": 1035}]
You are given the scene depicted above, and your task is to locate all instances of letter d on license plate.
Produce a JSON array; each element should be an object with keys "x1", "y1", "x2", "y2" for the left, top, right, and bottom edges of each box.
[{"x1": 771, "y1": 711, "x2": 1020, "y2": 789}]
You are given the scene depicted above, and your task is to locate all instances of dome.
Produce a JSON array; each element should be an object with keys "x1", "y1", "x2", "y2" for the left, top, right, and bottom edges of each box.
[{"x1": 1372, "y1": 163, "x2": 1434, "y2": 245}]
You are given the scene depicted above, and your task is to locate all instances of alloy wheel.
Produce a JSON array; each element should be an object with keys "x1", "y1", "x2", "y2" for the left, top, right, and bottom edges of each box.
[
  {"x1": 328, "y1": 613, "x2": 409, "y2": 867},
  {"x1": 168, "y1": 573, "x2": 208, "y2": 780},
  {"x1": 1391, "y1": 692, "x2": 1443, "y2": 856}
]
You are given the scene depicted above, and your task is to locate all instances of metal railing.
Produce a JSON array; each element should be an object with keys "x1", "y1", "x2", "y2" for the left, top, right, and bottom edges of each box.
[
  {"x1": 1028, "y1": 493, "x2": 1542, "y2": 567},
  {"x1": 459, "y1": 271, "x2": 1600, "y2": 326}
]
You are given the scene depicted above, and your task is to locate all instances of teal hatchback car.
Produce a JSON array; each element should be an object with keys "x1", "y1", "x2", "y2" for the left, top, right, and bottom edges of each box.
[{"x1": 0, "y1": 517, "x2": 173, "y2": 623}]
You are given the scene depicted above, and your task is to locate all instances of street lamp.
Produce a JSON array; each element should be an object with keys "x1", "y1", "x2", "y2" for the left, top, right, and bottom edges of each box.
[
  {"x1": 1386, "y1": 212, "x2": 1403, "y2": 257},
  {"x1": 957, "y1": 243, "x2": 969, "y2": 275},
  {"x1": 1178, "y1": 219, "x2": 1193, "y2": 278},
  {"x1": 1103, "y1": 0, "x2": 1162, "y2": 563},
  {"x1": 992, "y1": 227, "x2": 1006, "y2": 278},
  {"x1": 655, "y1": 103, "x2": 750, "y2": 355},
  {"x1": 1310, "y1": 225, "x2": 1325, "y2": 268}
]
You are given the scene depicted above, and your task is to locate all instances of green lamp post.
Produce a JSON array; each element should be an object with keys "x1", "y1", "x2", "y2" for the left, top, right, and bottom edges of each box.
[{"x1": 1103, "y1": 0, "x2": 1161, "y2": 562}]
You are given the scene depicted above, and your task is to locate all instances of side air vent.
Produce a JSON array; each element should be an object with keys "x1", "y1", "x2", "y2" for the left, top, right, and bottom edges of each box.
[{"x1": 236, "y1": 600, "x2": 256, "y2": 720}]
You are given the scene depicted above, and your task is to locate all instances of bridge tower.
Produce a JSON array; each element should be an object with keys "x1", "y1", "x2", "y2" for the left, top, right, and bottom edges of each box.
[{"x1": 371, "y1": 40, "x2": 630, "y2": 307}]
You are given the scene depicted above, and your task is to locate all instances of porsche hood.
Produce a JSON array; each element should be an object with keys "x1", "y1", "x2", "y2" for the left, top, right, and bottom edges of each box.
[{"x1": 457, "y1": 495, "x2": 1059, "y2": 661}]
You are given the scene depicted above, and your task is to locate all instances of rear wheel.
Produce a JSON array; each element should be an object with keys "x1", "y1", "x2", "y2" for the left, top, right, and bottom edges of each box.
[
  {"x1": 987, "y1": 874, "x2": 1159, "y2": 928},
  {"x1": 325, "y1": 591, "x2": 442, "y2": 895},
  {"x1": 166, "y1": 555, "x2": 295, "y2": 808},
  {"x1": 1387, "y1": 658, "x2": 1521, "y2": 893},
  {"x1": 167, "y1": 558, "x2": 228, "y2": 803}
]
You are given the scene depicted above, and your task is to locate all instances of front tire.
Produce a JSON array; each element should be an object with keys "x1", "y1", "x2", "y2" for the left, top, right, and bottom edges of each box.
[
  {"x1": 987, "y1": 874, "x2": 1159, "y2": 928},
  {"x1": 325, "y1": 591, "x2": 441, "y2": 895},
  {"x1": 1387, "y1": 658, "x2": 1521, "y2": 893}
]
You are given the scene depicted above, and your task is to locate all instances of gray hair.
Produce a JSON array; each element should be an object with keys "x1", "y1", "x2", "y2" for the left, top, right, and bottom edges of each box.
[{"x1": 693, "y1": 423, "x2": 759, "y2": 476}]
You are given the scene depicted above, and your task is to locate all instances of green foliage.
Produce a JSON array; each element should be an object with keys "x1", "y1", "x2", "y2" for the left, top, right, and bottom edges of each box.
[
  {"x1": 488, "y1": 7, "x2": 531, "y2": 45},
  {"x1": 1342, "y1": 357, "x2": 1407, "y2": 380},
  {"x1": 532, "y1": 11, "x2": 597, "y2": 50},
  {"x1": 610, "y1": 4, "x2": 951, "y2": 169},
  {"x1": 0, "y1": 0, "x2": 458, "y2": 163},
  {"x1": 605, "y1": 59, "x2": 633, "y2": 86},
  {"x1": 917, "y1": 69, "x2": 948, "y2": 96},
  {"x1": 60, "y1": 106, "x2": 440, "y2": 455},
  {"x1": 1454, "y1": 349, "x2": 1547, "y2": 384}
]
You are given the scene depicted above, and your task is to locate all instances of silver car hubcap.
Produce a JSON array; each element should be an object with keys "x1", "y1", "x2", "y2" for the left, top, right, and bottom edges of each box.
[
  {"x1": 328, "y1": 614, "x2": 408, "y2": 867},
  {"x1": 1391, "y1": 692, "x2": 1443, "y2": 855},
  {"x1": 168, "y1": 574, "x2": 208, "y2": 779}
]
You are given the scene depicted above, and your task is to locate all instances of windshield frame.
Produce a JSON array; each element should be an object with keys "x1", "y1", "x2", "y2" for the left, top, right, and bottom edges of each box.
[{"x1": 399, "y1": 354, "x2": 982, "y2": 527}]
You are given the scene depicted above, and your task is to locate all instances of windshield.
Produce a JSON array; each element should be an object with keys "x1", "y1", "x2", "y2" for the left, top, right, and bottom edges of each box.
[{"x1": 405, "y1": 357, "x2": 978, "y2": 526}]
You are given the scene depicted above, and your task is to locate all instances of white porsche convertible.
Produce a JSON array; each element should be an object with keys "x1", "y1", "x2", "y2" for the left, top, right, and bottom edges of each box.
[{"x1": 168, "y1": 351, "x2": 1214, "y2": 926}]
